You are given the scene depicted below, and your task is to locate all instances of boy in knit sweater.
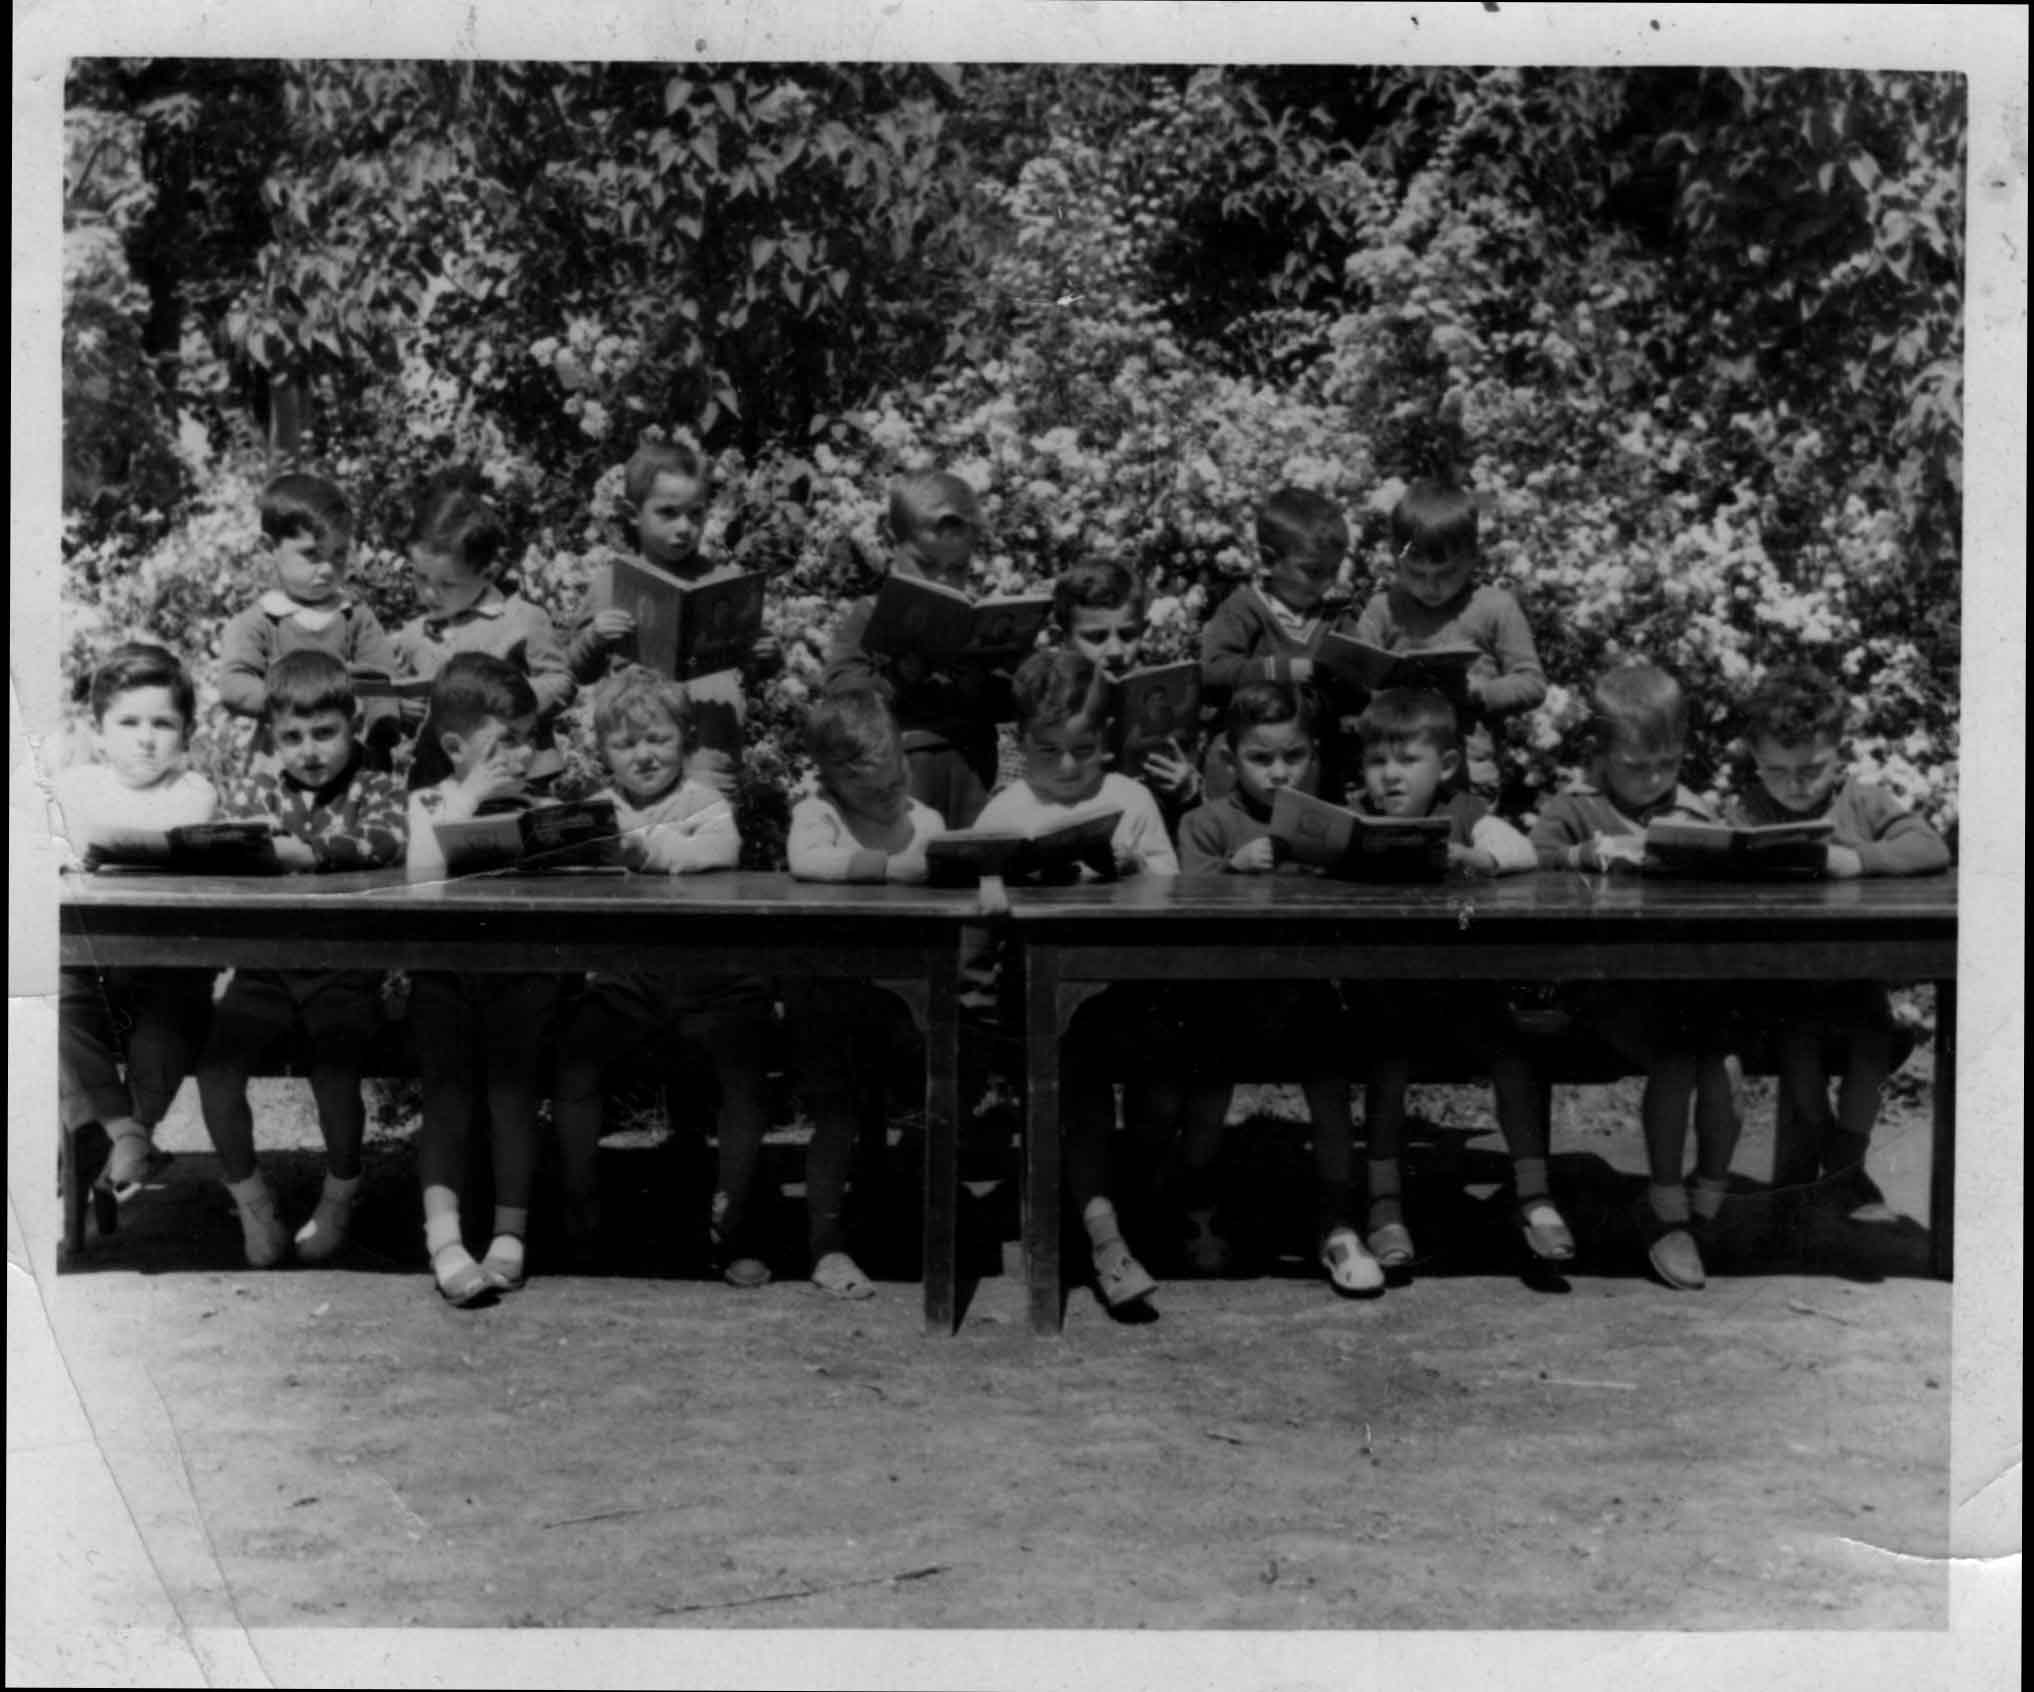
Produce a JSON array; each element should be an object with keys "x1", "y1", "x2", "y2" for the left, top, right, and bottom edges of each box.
[
  {"x1": 216, "y1": 473, "x2": 402, "y2": 769},
  {"x1": 1348, "y1": 479, "x2": 1547, "y2": 798},
  {"x1": 1199, "y1": 487, "x2": 1355, "y2": 800},
  {"x1": 195, "y1": 651, "x2": 408, "y2": 1267},
  {"x1": 1729, "y1": 666, "x2": 1952, "y2": 1222},
  {"x1": 562, "y1": 437, "x2": 780, "y2": 793},
  {"x1": 548, "y1": 668, "x2": 775, "y2": 1283}
]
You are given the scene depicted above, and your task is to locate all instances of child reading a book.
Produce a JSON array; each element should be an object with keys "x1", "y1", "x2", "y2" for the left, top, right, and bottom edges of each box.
[
  {"x1": 391, "y1": 470, "x2": 575, "y2": 788},
  {"x1": 1173, "y1": 682, "x2": 1382, "y2": 1294},
  {"x1": 216, "y1": 472, "x2": 404, "y2": 769},
  {"x1": 403, "y1": 653, "x2": 560, "y2": 1304},
  {"x1": 823, "y1": 471, "x2": 1014, "y2": 829},
  {"x1": 1338, "y1": 689, "x2": 1557, "y2": 1269},
  {"x1": 549, "y1": 668, "x2": 777, "y2": 1286},
  {"x1": 1054, "y1": 557, "x2": 1202, "y2": 830},
  {"x1": 1346, "y1": 479, "x2": 1547, "y2": 799},
  {"x1": 194, "y1": 651, "x2": 408, "y2": 1266},
  {"x1": 56, "y1": 643, "x2": 219, "y2": 1197},
  {"x1": 1199, "y1": 487, "x2": 1354, "y2": 800},
  {"x1": 1729, "y1": 665, "x2": 1951, "y2": 1222},
  {"x1": 562, "y1": 436, "x2": 779, "y2": 792},
  {"x1": 1530, "y1": 664, "x2": 1737, "y2": 1289},
  {"x1": 972, "y1": 650, "x2": 1180, "y2": 1309},
  {"x1": 783, "y1": 689, "x2": 947, "y2": 1297}
]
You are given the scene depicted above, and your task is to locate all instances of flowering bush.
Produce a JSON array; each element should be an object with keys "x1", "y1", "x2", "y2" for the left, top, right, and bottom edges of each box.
[{"x1": 59, "y1": 66, "x2": 1960, "y2": 846}]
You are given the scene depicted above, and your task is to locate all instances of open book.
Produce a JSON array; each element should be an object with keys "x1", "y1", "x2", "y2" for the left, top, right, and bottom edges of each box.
[
  {"x1": 347, "y1": 667, "x2": 435, "y2": 702},
  {"x1": 83, "y1": 820, "x2": 285, "y2": 875},
  {"x1": 598, "y1": 556, "x2": 767, "y2": 681},
  {"x1": 859, "y1": 573, "x2": 1053, "y2": 667},
  {"x1": 925, "y1": 809, "x2": 1122, "y2": 888},
  {"x1": 1107, "y1": 661, "x2": 1200, "y2": 779},
  {"x1": 1643, "y1": 817, "x2": 1834, "y2": 878},
  {"x1": 432, "y1": 798, "x2": 625, "y2": 876},
  {"x1": 1269, "y1": 788, "x2": 1452, "y2": 881},
  {"x1": 1316, "y1": 633, "x2": 1482, "y2": 697}
]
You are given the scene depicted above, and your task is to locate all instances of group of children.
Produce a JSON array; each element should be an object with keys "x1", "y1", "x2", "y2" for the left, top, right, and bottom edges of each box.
[{"x1": 55, "y1": 446, "x2": 1951, "y2": 1313}]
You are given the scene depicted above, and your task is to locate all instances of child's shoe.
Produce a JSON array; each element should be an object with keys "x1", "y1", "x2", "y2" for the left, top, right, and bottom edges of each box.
[
  {"x1": 710, "y1": 1189, "x2": 771, "y2": 1289},
  {"x1": 1181, "y1": 1207, "x2": 1233, "y2": 1276},
  {"x1": 1515, "y1": 1195, "x2": 1577, "y2": 1263},
  {"x1": 1364, "y1": 1200, "x2": 1415, "y2": 1271},
  {"x1": 1092, "y1": 1238, "x2": 1158, "y2": 1310},
  {"x1": 104, "y1": 1122, "x2": 173, "y2": 1198},
  {"x1": 1645, "y1": 1218, "x2": 1707, "y2": 1291},
  {"x1": 811, "y1": 1250, "x2": 876, "y2": 1301},
  {"x1": 293, "y1": 1173, "x2": 362, "y2": 1264},
  {"x1": 225, "y1": 1172, "x2": 290, "y2": 1270},
  {"x1": 1319, "y1": 1226, "x2": 1385, "y2": 1297}
]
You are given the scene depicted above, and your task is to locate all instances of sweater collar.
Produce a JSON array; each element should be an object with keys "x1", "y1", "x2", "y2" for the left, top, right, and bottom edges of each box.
[
  {"x1": 278, "y1": 747, "x2": 365, "y2": 807},
  {"x1": 259, "y1": 589, "x2": 353, "y2": 630}
]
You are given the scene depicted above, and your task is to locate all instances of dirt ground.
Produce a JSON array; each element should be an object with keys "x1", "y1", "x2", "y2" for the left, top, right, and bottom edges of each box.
[{"x1": 20, "y1": 1057, "x2": 1948, "y2": 1637}]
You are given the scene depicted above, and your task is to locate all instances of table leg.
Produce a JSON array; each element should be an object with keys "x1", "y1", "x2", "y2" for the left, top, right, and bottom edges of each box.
[
  {"x1": 1023, "y1": 948, "x2": 1064, "y2": 1338},
  {"x1": 920, "y1": 949, "x2": 961, "y2": 1337},
  {"x1": 1929, "y1": 978, "x2": 1955, "y2": 1280}
]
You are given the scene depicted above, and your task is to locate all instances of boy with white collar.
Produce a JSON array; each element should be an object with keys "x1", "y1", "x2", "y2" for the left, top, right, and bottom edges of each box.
[{"x1": 217, "y1": 472, "x2": 401, "y2": 767}]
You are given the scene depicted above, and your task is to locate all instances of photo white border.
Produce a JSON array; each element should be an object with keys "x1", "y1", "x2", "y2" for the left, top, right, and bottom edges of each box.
[{"x1": 11, "y1": 4, "x2": 2023, "y2": 1687}]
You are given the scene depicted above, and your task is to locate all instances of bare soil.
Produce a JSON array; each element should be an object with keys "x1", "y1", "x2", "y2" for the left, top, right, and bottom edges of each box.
[{"x1": 36, "y1": 1062, "x2": 1948, "y2": 1631}]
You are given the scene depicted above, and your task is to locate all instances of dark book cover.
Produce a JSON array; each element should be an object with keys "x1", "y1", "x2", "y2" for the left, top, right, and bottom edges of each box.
[
  {"x1": 1108, "y1": 662, "x2": 1200, "y2": 779},
  {"x1": 1316, "y1": 632, "x2": 1482, "y2": 697},
  {"x1": 861, "y1": 574, "x2": 1053, "y2": 667},
  {"x1": 434, "y1": 799, "x2": 624, "y2": 876},
  {"x1": 347, "y1": 667, "x2": 435, "y2": 702},
  {"x1": 925, "y1": 809, "x2": 1121, "y2": 888},
  {"x1": 86, "y1": 820, "x2": 285, "y2": 875},
  {"x1": 1269, "y1": 789, "x2": 1451, "y2": 881},
  {"x1": 1644, "y1": 817, "x2": 1834, "y2": 878},
  {"x1": 599, "y1": 557, "x2": 766, "y2": 681}
]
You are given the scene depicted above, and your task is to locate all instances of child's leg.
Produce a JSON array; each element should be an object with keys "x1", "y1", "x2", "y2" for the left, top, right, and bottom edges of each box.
[
  {"x1": 1638, "y1": 1051, "x2": 1708, "y2": 1289},
  {"x1": 1363, "y1": 1057, "x2": 1414, "y2": 1265},
  {"x1": 702, "y1": 991, "x2": 776, "y2": 1285},
  {"x1": 1776, "y1": 1026, "x2": 1837, "y2": 1136},
  {"x1": 191, "y1": 971, "x2": 295, "y2": 1266},
  {"x1": 475, "y1": 975, "x2": 561, "y2": 1289},
  {"x1": 59, "y1": 968, "x2": 136, "y2": 1135},
  {"x1": 1302, "y1": 1069, "x2": 1384, "y2": 1295},
  {"x1": 408, "y1": 971, "x2": 488, "y2": 1302},
  {"x1": 787, "y1": 981, "x2": 867, "y2": 1282},
  {"x1": 89, "y1": 968, "x2": 210, "y2": 1186},
  {"x1": 1063, "y1": 993, "x2": 1155, "y2": 1307},
  {"x1": 295, "y1": 974, "x2": 381, "y2": 1262},
  {"x1": 1688, "y1": 1051, "x2": 1742, "y2": 1225},
  {"x1": 552, "y1": 982, "x2": 648, "y2": 1245},
  {"x1": 1171, "y1": 1080, "x2": 1234, "y2": 1272},
  {"x1": 1485, "y1": 1025, "x2": 1575, "y2": 1261}
]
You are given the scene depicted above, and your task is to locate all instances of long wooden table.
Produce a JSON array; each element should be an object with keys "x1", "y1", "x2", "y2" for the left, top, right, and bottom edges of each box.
[
  {"x1": 1011, "y1": 874, "x2": 1959, "y2": 1335},
  {"x1": 58, "y1": 871, "x2": 978, "y2": 1335}
]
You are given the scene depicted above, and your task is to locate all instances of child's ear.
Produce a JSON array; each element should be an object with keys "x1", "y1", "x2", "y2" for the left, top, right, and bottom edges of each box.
[
  {"x1": 437, "y1": 728, "x2": 471, "y2": 767},
  {"x1": 1438, "y1": 745, "x2": 1463, "y2": 784}
]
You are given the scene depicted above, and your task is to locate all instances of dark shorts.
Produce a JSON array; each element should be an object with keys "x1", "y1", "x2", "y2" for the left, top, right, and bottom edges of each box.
[
  {"x1": 556, "y1": 971, "x2": 772, "y2": 1079},
  {"x1": 203, "y1": 969, "x2": 383, "y2": 1071}
]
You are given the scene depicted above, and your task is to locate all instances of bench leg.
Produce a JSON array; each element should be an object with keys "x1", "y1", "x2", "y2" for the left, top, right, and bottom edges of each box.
[
  {"x1": 1929, "y1": 979, "x2": 1954, "y2": 1280},
  {"x1": 1022, "y1": 950, "x2": 1063, "y2": 1338},
  {"x1": 919, "y1": 954, "x2": 961, "y2": 1338}
]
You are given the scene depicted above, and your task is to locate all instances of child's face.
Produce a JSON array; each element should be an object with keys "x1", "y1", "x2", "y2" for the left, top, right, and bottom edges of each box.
[
  {"x1": 1751, "y1": 734, "x2": 1842, "y2": 816},
  {"x1": 272, "y1": 527, "x2": 351, "y2": 607},
  {"x1": 1601, "y1": 730, "x2": 1685, "y2": 813},
  {"x1": 897, "y1": 512, "x2": 978, "y2": 588},
  {"x1": 826, "y1": 744, "x2": 910, "y2": 829},
  {"x1": 1262, "y1": 540, "x2": 1344, "y2": 617},
  {"x1": 633, "y1": 471, "x2": 707, "y2": 572},
  {"x1": 1022, "y1": 716, "x2": 1108, "y2": 807},
  {"x1": 409, "y1": 547, "x2": 492, "y2": 620},
  {"x1": 1065, "y1": 604, "x2": 1144, "y2": 679},
  {"x1": 1395, "y1": 546, "x2": 1475, "y2": 610},
  {"x1": 1362, "y1": 733, "x2": 1458, "y2": 818},
  {"x1": 94, "y1": 685, "x2": 189, "y2": 791},
  {"x1": 273, "y1": 707, "x2": 357, "y2": 789},
  {"x1": 444, "y1": 713, "x2": 537, "y2": 786},
  {"x1": 601, "y1": 711, "x2": 686, "y2": 807},
  {"x1": 1232, "y1": 720, "x2": 1314, "y2": 809}
]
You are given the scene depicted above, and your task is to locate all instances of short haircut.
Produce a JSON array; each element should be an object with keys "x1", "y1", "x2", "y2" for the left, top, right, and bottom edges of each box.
[
  {"x1": 805, "y1": 688, "x2": 901, "y2": 774},
  {"x1": 1355, "y1": 687, "x2": 1460, "y2": 755},
  {"x1": 1742, "y1": 665, "x2": 1846, "y2": 747},
  {"x1": 1390, "y1": 479, "x2": 1478, "y2": 562},
  {"x1": 89, "y1": 642, "x2": 195, "y2": 728},
  {"x1": 1053, "y1": 558, "x2": 1146, "y2": 629},
  {"x1": 266, "y1": 649, "x2": 356, "y2": 722},
  {"x1": 409, "y1": 652, "x2": 538, "y2": 790},
  {"x1": 1225, "y1": 680, "x2": 1316, "y2": 747},
  {"x1": 888, "y1": 471, "x2": 982, "y2": 543},
  {"x1": 1010, "y1": 648, "x2": 1105, "y2": 736},
  {"x1": 1256, "y1": 487, "x2": 1348, "y2": 562},
  {"x1": 1590, "y1": 663, "x2": 1688, "y2": 751},
  {"x1": 259, "y1": 472, "x2": 352, "y2": 547},
  {"x1": 407, "y1": 468, "x2": 508, "y2": 576},
  {"x1": 591, "y1": 665, "x2": 692, "y2": 745},
  {"x1": 622, "y1": 438, "x2": 710, "y2": 509}
]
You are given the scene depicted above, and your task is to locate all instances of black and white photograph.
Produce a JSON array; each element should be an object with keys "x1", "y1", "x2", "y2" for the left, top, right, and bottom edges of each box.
[{"x1": 11, "y1": 4, "x2": 2022, "y2": 1687}]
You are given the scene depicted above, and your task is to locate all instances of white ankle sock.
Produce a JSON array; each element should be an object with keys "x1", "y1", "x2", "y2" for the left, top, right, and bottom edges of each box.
[{"x1": 294, "y1": 1173, "x2": 362, "y2": 1262}]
